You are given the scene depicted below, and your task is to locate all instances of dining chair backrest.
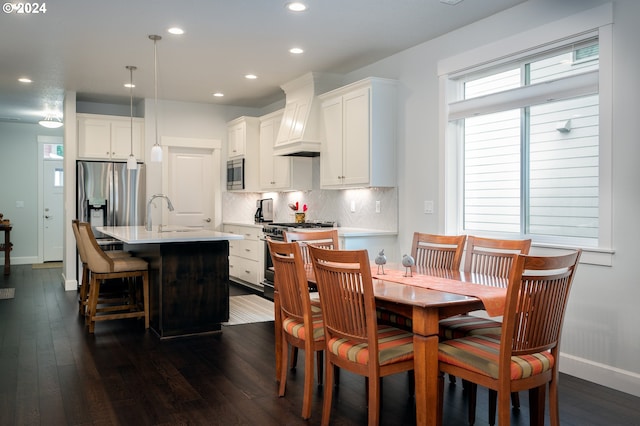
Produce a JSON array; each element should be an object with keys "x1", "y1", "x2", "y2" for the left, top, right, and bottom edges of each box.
[
  {"x1": 72, "y1": 220, "x2": 88, "y2": 264},
  {"x1": 308, "y1": 246, "x2": 377, "y2": 350},
  {"x1": 503, "y1": 250, "x2": 581, "y2": 358},
  {"x1": 283, "y1": 229, "x2": 339, "y2": 266},
  {"x1": 77, "y1": 221, "x2": 115, "y2": 273},
  {"x1": 463, "y1": 235, "x2": 532, "y2": 278},
  {"x1": 267, "y1": 239, "x2": 315, "y2": 324},
  {"x1": 411, "y1": 232, "x2": 466, "y2": 271}
]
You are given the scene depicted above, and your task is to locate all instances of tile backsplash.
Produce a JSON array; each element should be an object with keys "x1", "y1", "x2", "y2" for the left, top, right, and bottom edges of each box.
[{"x1": 222, "y1": 187, "x2": 398, "y2": 231}]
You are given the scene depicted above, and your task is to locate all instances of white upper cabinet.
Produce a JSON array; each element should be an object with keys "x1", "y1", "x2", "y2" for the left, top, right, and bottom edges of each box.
[
  {"x1": 227, "y1": 116, "x2": 259, "y2": 159},
  {"x1": 259, "y1": 110, "x2": 312, "y2": 191},
  {"x1": 319, "y1": 77, "x2": 397, "y2": 189},
  {"x1": 226, "y1": 116, "x2": 260, "y2": 192},
  {"x1": 77, "y1": 113, "x2": 144, "y2": 161}
]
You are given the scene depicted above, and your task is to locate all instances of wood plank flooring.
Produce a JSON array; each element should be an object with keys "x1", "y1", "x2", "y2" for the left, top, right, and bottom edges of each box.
[{"x1": 1, "y1": 264, "x2": 638, "y2": 425}]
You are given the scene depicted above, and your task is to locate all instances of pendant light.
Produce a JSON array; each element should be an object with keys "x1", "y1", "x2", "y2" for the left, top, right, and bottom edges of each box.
[
  {"x1": 126, "y1": 65, "x2": 138, "y2": 170},
  {"x1": 149, "y1": 34, "x2": 163, "y2": 162},
  {"x1": 39, "y1": 111, "x2": 63, "y2": 128}
]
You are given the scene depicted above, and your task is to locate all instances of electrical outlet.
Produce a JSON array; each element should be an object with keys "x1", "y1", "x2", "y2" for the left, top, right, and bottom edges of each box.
[
  {"x1": 350, "y1": 200, "x2": 356, "y2": 213},
  {"x1": 375, "y1": 200, "x2": 381, "y2": 213},
  {"x1": 424, "y1": 200, "x2": 434, "y2": 214}
]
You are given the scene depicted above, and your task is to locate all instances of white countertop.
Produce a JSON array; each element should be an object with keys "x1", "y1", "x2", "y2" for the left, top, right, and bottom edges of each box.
[{"x1": 97, "y1": 226, "x2": 244, "y2": 244}]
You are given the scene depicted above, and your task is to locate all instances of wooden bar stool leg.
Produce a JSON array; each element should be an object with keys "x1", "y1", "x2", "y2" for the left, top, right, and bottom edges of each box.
[{"x1": 142, "y1": 271, "x2": 149, "y2": 329}]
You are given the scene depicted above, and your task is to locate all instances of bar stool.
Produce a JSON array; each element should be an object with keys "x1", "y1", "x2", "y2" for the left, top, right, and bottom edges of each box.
[
  {"x1": 71, "y1": 220, "x2": 131, "y2": 316},
  {"x1": 77, "y1": 222, "x2": 149, "y2": 333}
]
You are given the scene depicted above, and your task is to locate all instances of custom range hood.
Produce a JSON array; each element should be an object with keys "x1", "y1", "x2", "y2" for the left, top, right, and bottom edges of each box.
[{"x1": 273, "y1": 72, "x2": 343, "y2": 157}]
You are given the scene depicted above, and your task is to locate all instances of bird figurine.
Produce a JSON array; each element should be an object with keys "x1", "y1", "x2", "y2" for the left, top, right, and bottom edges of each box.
[
  {"x1": 374, "y1": 249, "x2": 387, "y2": 274},
  {"x1": 402, "y1": 254, "x2": 415, "y2": 277}
]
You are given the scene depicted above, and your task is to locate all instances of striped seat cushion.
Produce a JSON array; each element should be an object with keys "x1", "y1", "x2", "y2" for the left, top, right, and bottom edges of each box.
[
  {"x1": 283, "y1": 313, "x2": 325, "y2": 341},
  {"x1": 439, "y1": 314, "x2": 502, "y2": 340},
  {"x1": 327, "y1": 325, "x2": 414, "y2": 366},
  {"x1": 438, "y1": 334, "x2": 554, "y2": 380},
  {"x1": 376, "y1": 307, "x2": 413, "y2": 331}
]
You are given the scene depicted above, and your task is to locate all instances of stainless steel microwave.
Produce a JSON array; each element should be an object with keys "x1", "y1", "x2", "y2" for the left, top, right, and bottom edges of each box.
[{"x1": 227, "y1": 158, "x2": 245, "y2": 190}]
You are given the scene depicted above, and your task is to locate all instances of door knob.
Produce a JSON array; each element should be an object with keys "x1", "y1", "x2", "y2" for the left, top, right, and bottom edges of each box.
[
  {"x1": 44, "y1": 215, "x2": 51, "y2": 219},
  {"x1": 204, "y1": 218, "x2": 212, "y2": 223}
]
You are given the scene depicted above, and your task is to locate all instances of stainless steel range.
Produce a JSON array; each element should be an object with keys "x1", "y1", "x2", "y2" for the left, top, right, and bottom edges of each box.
[{"x1": 262, "y1": 221, "x2": 336, "y2": 300}]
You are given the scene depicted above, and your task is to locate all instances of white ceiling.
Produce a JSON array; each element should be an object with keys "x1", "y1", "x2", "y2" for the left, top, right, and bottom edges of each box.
[{"x1": 0, "y1": 0, "x2": 526, "y2": 124}]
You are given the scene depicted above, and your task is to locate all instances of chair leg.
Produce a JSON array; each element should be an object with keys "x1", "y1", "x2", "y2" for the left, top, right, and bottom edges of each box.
[
  {"x1": 87, "y1": 276, "x2": 100, "y2": 333},
  {"x1": 321, "y1": 358, "x2": 335, "y2": 426},
  {"x1": 290, "y1": 347, "x2": 299, "y2": 370},
  {"x1": 316, "y1": 351, "x2": 323, "y2": 386},
  {"x1": 511, "y1": 391, "x2": 520, "y2": 409},
  {"x1": 368, "y1": 374, "x2": 381, "y2": 425},
  {"x1": 549, "y1": 377, "x2": 560, "y2": 426},
  {"x1": 278, "y1": 339, "x2": 289, "y2": 397},
  {"x1": 301, "y1": 346, "x2": 314, "y2": 419},
  {"x1": 529, "y1": 385, "x2": 546, "y2": 426},
  {"x1": 488, "y1": 389, "x2": 496, "y2": 426},
  {"x1": 142, "y1": 271, "x2": 149, "y2": 329},
  {"x1": 468, "y1": 383, "x2": 478, "y2": 425}
]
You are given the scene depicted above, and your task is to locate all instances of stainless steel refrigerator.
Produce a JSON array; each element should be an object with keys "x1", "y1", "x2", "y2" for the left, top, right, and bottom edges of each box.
[{"x1": 77, "y1": 161, "x2": 146, "y2": 242}]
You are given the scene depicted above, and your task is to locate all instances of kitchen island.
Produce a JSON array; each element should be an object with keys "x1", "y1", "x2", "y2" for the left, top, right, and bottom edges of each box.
[{"x1": 98, "y1": 226, "x2": 243, "y2": 339}]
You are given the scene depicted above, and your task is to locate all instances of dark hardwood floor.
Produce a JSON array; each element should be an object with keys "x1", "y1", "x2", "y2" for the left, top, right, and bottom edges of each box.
[{"x1": 1, "y1": 264, "x2": 638, "y2": 425}]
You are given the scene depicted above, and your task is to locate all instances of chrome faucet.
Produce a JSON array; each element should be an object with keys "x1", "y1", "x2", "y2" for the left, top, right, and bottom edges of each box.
[{"x1": 145, "y1": 194, "x2": 175, "y2": 231}]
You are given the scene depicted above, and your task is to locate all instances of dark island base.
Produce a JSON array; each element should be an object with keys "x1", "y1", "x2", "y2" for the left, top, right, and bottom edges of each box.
[{"x1": 127, "y1": 240, "x2": 230, "y2": 339}]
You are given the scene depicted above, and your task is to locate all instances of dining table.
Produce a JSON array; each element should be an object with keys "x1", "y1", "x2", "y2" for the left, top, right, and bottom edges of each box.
[{"x1": 273, "y1": 264, "x2": 508, "y2": 426}]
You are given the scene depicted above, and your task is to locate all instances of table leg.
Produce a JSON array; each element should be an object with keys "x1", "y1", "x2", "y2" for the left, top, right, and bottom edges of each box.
[{"x1": 412, "y1": 306, "x2": 441, "y2": 426}]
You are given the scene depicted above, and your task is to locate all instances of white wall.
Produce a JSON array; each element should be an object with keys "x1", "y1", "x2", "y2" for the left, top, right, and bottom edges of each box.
[
  {"x1": 346, "y1": 0, "x2": 640, "y2": 397},
  {"x1": 0, "y1": 122, "x2": 63, "y2": 265}
]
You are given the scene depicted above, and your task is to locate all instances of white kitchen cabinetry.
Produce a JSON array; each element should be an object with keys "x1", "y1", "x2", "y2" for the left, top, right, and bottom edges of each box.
[
  {"x1": 227, "y1": 116, "x2": 260, "y2": 192},
  {"x1": 259, "y1": 110, "x2": 312, "y2": 191},
  {"x1": 319, "y1": 77, "x2": 397, "y2": 189},
  {"x1": 77, "y1": 113, "x2": 144, "y2": 161},
  {"x1": 227, "y1": 116, "x2": 259, "y2": 159},
  {"x1": 224, "y1": 224, "x2": 264, "y2": 291}
]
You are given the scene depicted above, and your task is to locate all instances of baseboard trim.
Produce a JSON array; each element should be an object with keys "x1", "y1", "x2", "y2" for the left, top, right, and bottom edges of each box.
[{"x1": 560, "y1": 352, "x2": 640, "y2": 398}]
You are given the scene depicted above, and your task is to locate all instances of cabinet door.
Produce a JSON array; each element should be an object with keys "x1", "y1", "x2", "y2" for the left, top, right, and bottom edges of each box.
[
  {"x1": 111, "y1": 119, "x2": 143, "y2": 160},
  {"x1": 259, "y1": 120, "x2": 277, "y2": 188},
  {"x1": 78, "y1": 117, "x2": 111, "y2": 159},
  {"x1": 342, "y1": 87, "x2": 371, "y2": 186},
  {"x1": 228, "y1": 122, "x2": 246, "y2": 158},
  {"x1": 260, "y1": 117, "x2": 292, "y2": 190},
  {"x1": 320, "y1": 97, "x2": 345, "y2": 187}
]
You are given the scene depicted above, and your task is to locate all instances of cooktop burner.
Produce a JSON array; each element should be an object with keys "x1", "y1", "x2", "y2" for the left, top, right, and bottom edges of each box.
[{"x1": 262, "y1": 221, "x2": 337, "y2": 237}]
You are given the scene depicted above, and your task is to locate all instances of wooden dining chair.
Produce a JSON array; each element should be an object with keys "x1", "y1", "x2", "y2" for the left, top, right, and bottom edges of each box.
[
  {"x1": 439, "y1": 235, "x2": 532, "y2": 339},
  {"x1": 377, "y1": 233, "x2": 466, "y2": 329},
  {"x1": 72, "y1": 220, "x2": 131, "y2": 316},
  {"x1": 77, "y1": 222, "x2": 149, "y2": 333},
  {"x1": 438, "y1": 235, "x2": 532, "y2": 421},
  {"x1": 411, "y1": 232, "x2": 466, "y2": 271},
  {"x1": 308, "y1": 245, "x2": 414, "y2": 426},
  {"x1": 438, "y1": 250, "x2": 581, "y2": 426},
  {"x1": 283, "y1": 229, "x2": 340, "y2": 266},
  {"x1": 268, "y1": 239, "x2": 326, "y2": 420},
  {"x1": 281, "y1": 229, "x2": 339, "y2": 370}
]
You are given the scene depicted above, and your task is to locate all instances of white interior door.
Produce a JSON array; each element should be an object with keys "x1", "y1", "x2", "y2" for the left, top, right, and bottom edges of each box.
[
  {"x1": 166, "y1": 147, "x2": 215, "y2": 228},
  {"x1": 43, "y1": 160, "x2": 64, "y2": 261}
]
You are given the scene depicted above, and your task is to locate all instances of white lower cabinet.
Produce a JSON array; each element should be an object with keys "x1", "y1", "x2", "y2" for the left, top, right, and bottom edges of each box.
[{"x1": 224, "y1": 224, "x2": 264, "y2": 290}]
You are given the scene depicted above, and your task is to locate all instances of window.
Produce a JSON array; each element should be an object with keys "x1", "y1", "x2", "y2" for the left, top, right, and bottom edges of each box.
[{"x1": 446, "y1": 37, "x2": 603, "y2": 248}]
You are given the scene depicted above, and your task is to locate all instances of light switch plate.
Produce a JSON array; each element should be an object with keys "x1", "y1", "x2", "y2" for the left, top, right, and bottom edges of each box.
[
  {"x1": 424, "y1": 200, "x2": 434, "y2": 214},
  {"x1": 375, "y1": 200, "x2": 381, "y2": 213}
]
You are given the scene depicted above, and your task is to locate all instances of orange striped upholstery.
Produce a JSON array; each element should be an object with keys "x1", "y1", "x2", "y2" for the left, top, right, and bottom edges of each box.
[
  {"x1": 438, "y1": 334, "x2": 554, "y2": 380},
  {"x1": 283, "y1": 313, "x2": 325, "y2": 341},
  {"x1": 376, "y1": 308, "x2": 412, "y2": 330},
  {"x1": 438, "y1": 315, "x2": 501, "y2": 339},
  {"x1": 326, "y1": 325, "x2": 414, "y2": 366}
]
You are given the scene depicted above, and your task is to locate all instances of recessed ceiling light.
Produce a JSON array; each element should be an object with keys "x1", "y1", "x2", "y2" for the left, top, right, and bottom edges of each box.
[
  {"x1": 245, "y1": 74, "x2": 257, "y2": 80},
  {"x1": 439, "y1": 0, "x2": 463, "y2": 5},
  {"x1": 168, "y1": 27, "x2": 184, "y2": 35},
  {"x1": 18, "y1": 77, "x2": 32, "y2": 83},
  {"x1": 124, "y1": 83, "x2": 135, "y2": 88},
  {"x1": 286, "y1": 2, "x2": 307, "y2": 12},
  {"x1": 213, "y1": 92, "x2": 224, "y2": 98},
  {"x1": 289, "y1": 47, "x2": 304, "y2": 54}
]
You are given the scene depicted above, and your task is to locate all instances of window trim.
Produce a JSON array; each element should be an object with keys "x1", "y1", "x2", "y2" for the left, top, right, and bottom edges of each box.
[{"x1": 439, "y1": 5, "x2": 613, "y2": 266}]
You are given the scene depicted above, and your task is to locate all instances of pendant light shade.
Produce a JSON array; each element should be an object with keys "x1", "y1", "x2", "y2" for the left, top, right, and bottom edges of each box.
[
  {"x1": 126, "y1": 65, "x2": 138, "y2": 170},
  {"x1": 149, "y1": 34, "x2": 163, "y2": 162}
]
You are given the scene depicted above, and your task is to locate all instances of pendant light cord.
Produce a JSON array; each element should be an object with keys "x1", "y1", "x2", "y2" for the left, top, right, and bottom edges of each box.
[{"x1": 129, "y1": 66, "x2": 134, "y2": 156}]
